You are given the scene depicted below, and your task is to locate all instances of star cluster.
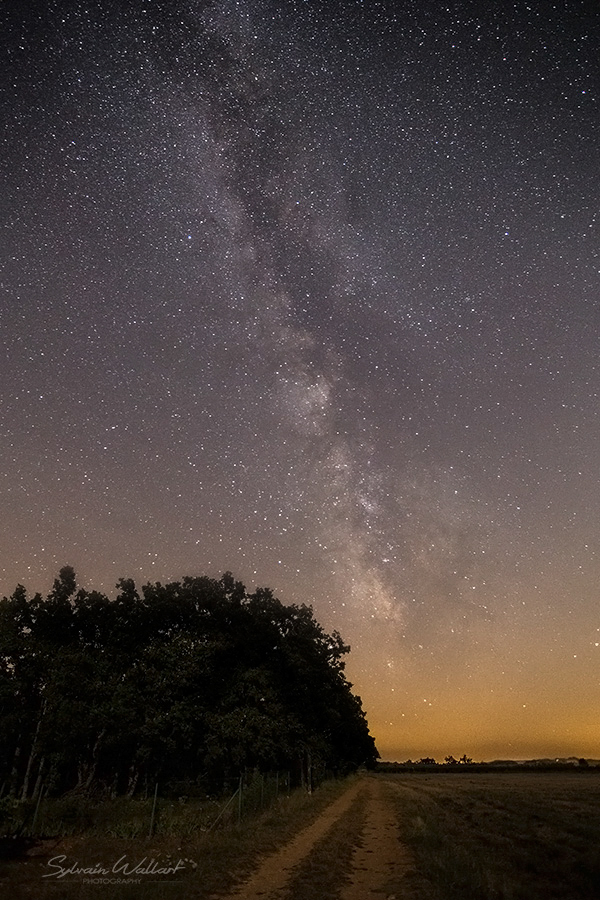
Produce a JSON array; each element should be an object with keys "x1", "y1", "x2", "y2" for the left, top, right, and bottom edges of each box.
[{"x1": 2, "y1": 0, "x2": 599, "y2": 760}]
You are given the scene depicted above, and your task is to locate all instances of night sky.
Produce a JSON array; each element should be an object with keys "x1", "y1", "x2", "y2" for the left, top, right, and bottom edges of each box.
[{"x1": 2, "y1": 0, "x2": 599, "y2": 762}]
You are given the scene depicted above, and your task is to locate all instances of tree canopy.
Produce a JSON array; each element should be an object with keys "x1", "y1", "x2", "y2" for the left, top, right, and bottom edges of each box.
[{"x1": 0, "y1": 568, "x2": 378, "y2": 798}]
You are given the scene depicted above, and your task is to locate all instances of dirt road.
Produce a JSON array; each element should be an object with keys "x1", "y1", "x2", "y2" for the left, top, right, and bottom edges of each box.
[
  {"x1": 340, "y1": 778, "x2": 416, "y2": 900},
  {"x1": 215, "y1": 776, "x2": 419, "y2": 900}
]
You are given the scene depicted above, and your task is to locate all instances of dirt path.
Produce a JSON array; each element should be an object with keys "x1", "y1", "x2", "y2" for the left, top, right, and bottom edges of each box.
[
  {"x1": 214, "y1": 779, "x2": 363, "y2": 900},
  {"x1": 215, "y1": 776, "x2": 416, "y2": 900},
  {"x1": 341, "y1": 778, "x2": 415, "y2": 899}
]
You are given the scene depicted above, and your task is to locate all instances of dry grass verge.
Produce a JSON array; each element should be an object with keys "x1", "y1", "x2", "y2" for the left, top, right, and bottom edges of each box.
[{"x1": 0, "y1": 778, "x2": 356, "y2": 900}]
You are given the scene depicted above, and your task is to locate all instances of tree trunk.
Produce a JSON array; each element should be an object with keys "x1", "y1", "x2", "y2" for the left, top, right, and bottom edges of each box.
[
  {"x1": 84, "y1": 728, "x2": 106, "y2": 790},
  {"x1": 110, "y1": 770, "x2": 119, "y2": 799},
  {"x1": 9, "y1": 739, "x2": 21, "y2": 797},
  {"x1": 32, "y1": 757, "x2": 45, "y2": 801},
  {"x1": 126, "y1": 764, "x2": 139, "y2": 797},
  {"x1": 21, "y1": 704, "x2": 45, "y2": 800},
  {"x1": 73, "y1": 729, "x2": 106, "y2": 794}
]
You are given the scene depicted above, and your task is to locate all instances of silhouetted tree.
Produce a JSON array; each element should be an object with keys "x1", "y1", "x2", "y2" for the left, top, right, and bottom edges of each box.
[{"x1": 0, "y1": 568, "x2": 378, "y2": 797}]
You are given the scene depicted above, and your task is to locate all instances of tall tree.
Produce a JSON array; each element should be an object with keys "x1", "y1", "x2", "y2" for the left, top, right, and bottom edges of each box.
[{"x1": 0, "y1": 568, "x2": 378, "y2": 797}]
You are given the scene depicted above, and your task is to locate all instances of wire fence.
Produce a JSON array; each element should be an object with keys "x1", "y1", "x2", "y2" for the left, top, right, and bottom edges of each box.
[
  {"x1": 0, "y1": 770, "x2": 301, "y2": 840},
  {"x1": 208, "y1": 770, "x2": 292, "y2": 830}
]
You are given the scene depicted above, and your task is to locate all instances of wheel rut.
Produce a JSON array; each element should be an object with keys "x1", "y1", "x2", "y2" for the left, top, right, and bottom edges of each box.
[
  {"x1": 214, "y1": 779, "x2": 363, "y2": 900},
  {"x1": 214, "y1": 776, "x2": 418, "y2": 900},
  {"x1": 341, "y1": 778, "x2": 416, "y2": 900}
]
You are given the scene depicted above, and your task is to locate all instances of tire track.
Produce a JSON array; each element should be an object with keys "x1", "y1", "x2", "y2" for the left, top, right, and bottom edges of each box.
[
  {"x1": 213, "y1": 779, "x2": 364, "y2": 900},
  {"x1": 340, "y1": 778, "x2": 416, "y2": 900}
]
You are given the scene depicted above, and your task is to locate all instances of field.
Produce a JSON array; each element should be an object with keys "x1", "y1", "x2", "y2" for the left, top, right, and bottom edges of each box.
[
  {"x1": 1, "y1": 771, "x2": 600, "y2": 898},
  {"x1": 390, "y1": 770, "x2": 600, "y2": 900}
]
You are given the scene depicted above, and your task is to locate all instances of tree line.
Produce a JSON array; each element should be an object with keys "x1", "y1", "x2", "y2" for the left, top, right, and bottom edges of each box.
[{"x1": 0, "y1": 567, "x2": 378, "y2": 799}]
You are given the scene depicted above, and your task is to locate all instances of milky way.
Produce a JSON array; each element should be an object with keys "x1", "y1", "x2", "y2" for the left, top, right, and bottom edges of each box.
[{"x1": 2, "y1": 0, "x2": 600, "y2": 760}]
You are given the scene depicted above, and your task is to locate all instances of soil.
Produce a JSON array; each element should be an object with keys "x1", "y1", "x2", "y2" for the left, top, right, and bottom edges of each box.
[
  {"x1": 1, "y1": 776, "x2": 431, "y2": 899},
  {"x1": 216, "y1": 776, "x2": 421, "y2": 900},
  {"x1": 340, "y1": 778, "x2": 417, "y2": 900}
]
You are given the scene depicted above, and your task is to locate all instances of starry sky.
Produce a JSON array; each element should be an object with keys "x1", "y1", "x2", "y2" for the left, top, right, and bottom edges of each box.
[{"x1": 2, "y1": 0, "x2": 599, "y2": 762}]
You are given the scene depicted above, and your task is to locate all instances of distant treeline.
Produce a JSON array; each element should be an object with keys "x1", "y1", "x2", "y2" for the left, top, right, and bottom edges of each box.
[
  {"x1": 0, "y1": 567, "x2": 378, "y2": 799},
  {"x1": 377, "y1": 759, "x2": 596, "y2": 773}
]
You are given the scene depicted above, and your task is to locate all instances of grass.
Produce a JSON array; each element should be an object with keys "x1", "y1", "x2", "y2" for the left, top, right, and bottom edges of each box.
[
  {"x1": 0, "y1": 773, "x2": 291, "y2": 840},
  {"x1": 6, "y1": 772, "x2": 598, "y2": 899},
  {"x1": 0, "y1": 777, "x2": 356, "y2": 900},
  {"x1": 387, "y1": 771, "x2": 600, "y2": 900}
]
